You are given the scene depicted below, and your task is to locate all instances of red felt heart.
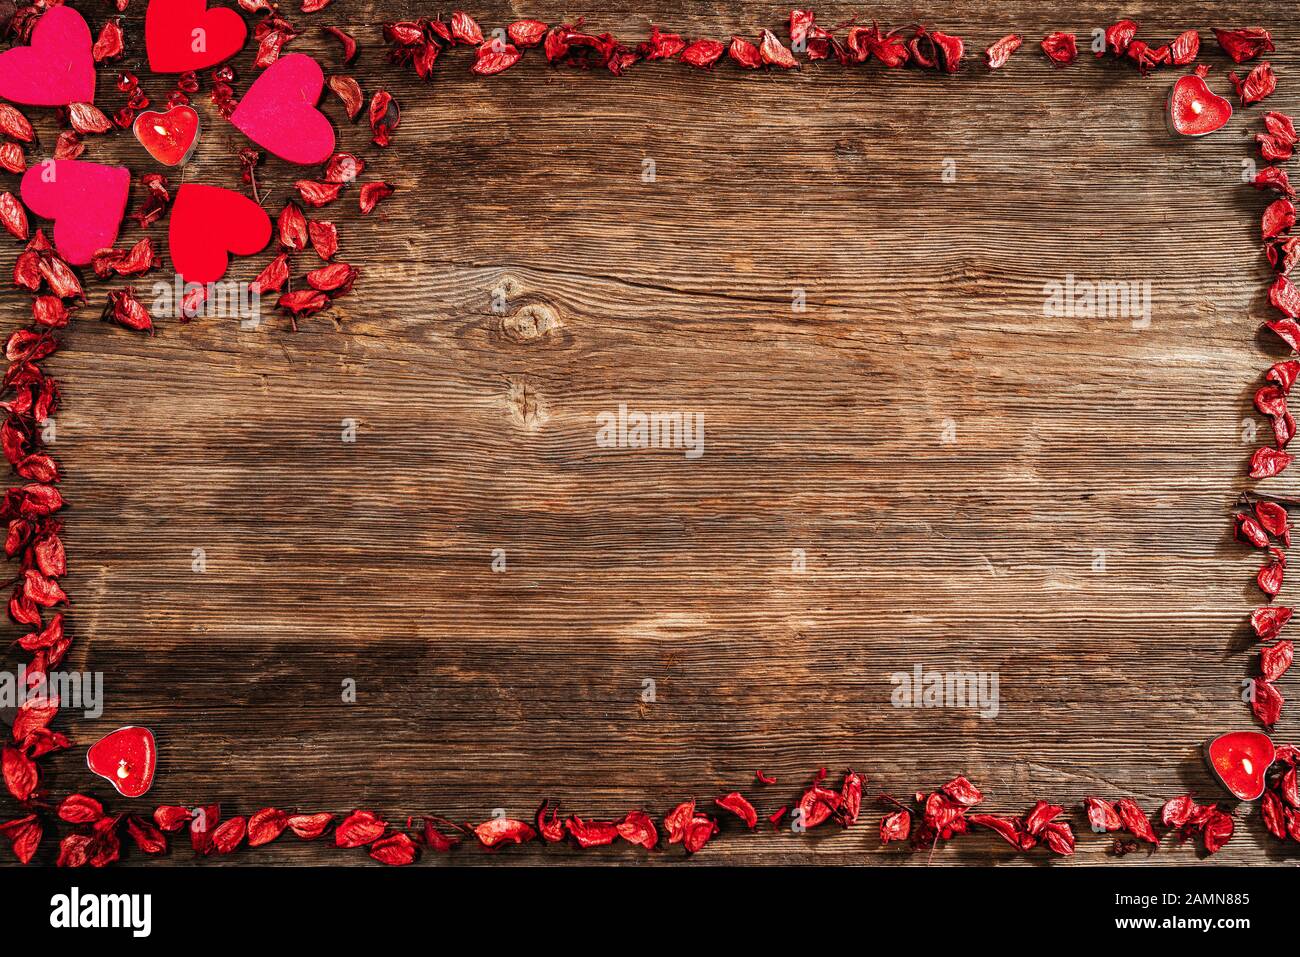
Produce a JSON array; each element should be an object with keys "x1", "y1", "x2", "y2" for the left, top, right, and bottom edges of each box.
[
  {"x1": 0, "y1": 5, "x2": 96, "y2": 107},
  {"x1": 145, "y1": 0, "x2": 248, "y2": 73},
  {"x1": 134, "y1": 105, "x2": 200, "y2": 166},
  {"x1": 1205, "y1": 730, "x2": 1274, "y2": 800},
  {"x1": 86, "y1": 727, "x2": 156, "y2": 798},
  {"x1": 168, "y1": 183, "x2": 272, "y2": 283},
  {"x1": 1168, "y1": 70, "x2": 1233, "y2": 137}
]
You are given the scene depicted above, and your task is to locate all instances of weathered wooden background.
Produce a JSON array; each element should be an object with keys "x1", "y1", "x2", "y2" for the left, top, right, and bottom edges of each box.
[{"x1": 1, "y1": 0, "x2": 1298, "y2": 865}]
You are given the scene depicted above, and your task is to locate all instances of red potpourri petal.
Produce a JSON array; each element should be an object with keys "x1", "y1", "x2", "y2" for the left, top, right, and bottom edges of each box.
[
  {"x1": 1214, "y1": 26, "x2": 1274, "y2": 63},
  {"x1": 984, "y1": 34, "x2": 1021, "y2": 69},
  {"x1": 1040, "y1": 32, "x2": 1077, "y2": 65}
]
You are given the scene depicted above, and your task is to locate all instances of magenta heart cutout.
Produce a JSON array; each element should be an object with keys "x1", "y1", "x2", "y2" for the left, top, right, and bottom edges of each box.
[
  {"x1": 0, "y1": 5, "x2": 95, "y2": 107},
  {"x1": 229, "y1": 53, "x2": 335, "y2": 165},
  {"x1": 20, "y1": 159, "x2": 130, "y2": 266}
]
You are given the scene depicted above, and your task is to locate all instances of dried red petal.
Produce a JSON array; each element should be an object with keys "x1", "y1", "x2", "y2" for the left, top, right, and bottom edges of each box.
[
  {"x1": 322, "y1": 26, "x2": 358, "y2": 63},
  {"x1": 714, "y1": 792, "x2": 758, "y2": 829},
  {"x1": 663, "y1": 799, "x2": 694, "y2": 844},
  {"x1": 247, "y1": 807, "x2": 289, "y2": 846},
  {"x1": 968, "y1": 813, "x2": 1027, "y2": 849},
  {"x1": 985, "y1": 34, "x2": 1022, "y2": 69},
  {"x1": 0, "y1": 192, "x2": 28, "y2": 240},
  {"x1": 0, "y1": 104, "x2": 34, "y2": 142},
  {"x1": 1116, "y1": 798, "x2": 1158, "y2": 843},
  {"x1": 1251, "y1": 446, "x2": 1292, "y2": 478},
  {"x1": 287, "y1": 812, "x2": 333, "y2": 839},
  {"x1": 1101, "y1": 19, "x2": 1138, "y2": 56},
  {"x1": 1261, "y1": 640, "x2": 1294, "y2": 681},
  {"x1": 323, "y1": 152, "x2": 365, "y2": 183},
  {"x1": 565, "y1": 815, "x2": 619, "y2": 847},
  {"x1": 308, "y1": 221, "x2": 339, "y2": 261},
  {"x1": 1169, "y1": 30, "x2": 1200, "y2": 66},
  {"x1": 93, "y1": 18, "x2": 125, "y2": 63},
  {"x1": 153, "y1": 805, "x2": 193, "y2": 831},
  {"x1": 368, "y1": 90, "x2": 399, "y2": 146},
  {"x1": 1084, "y1": 797, "x2": 1121, "y2": 832},
  {"x1": 759, "y1": 29, "x2": 799, "y2": 69},
  {"x1": 1203, "y1": 810, "x2": 1234, "y2": 854},
  {"x1": 250, "y1": 253, "x2": 291, "y2": 296},
  {"x1": 615, "y1": 810, "x2": 657, "y2": 849},
  {"x1": 0, "y1": 142, "x2": 25, "y2": 175},
  {"x1": 57, "y1": 794, "x2": 103, "y2": 824},
  {"x1": 535, "y1": 801, "x2": 564, "y2": 842},
  {"x1": 1042, "y1": 821, "x2": 1075, "y2": 855},
  {"x1": 335, "y1": 810, "x2": 387, "y2": 847},
  {"x1": 1271, "y1": 276, "x2": 1300, "y2": 322},
  {"x1": 1259, "y1": 548, "x2": 1287, "y2": 597},
  {"x1": 0, "y1": 815, "x2": 40, "y2": 863},
  {"x1": 419, "y1": 817, "x2": 458, "y2": 851},
  {"x1": 278, "y1": 289, "x2": 330, "y2": 319},
  {"x1": 508, "y1": 20, "x2": 547, "y2": 48},
  {"x1": 1040, "y1": 32, "x2": 1077, "y2": 65},
  {"x1": 1237, "y1": 513, "x2": 1271, "y2": 548},
  {"x1": 879, "y1": 809, "x2": 910, "y2": 843},
  {"x1": 359, "y1": 181, "x2": 394, "y2": 214},
  {"x1": 369, "y1": 831, "x2": 418, "y2": 864},
  {"x1": 1252, "y1": 604, "x2": 1293, "y2": 639},
  {"x1": 1256, "y1": 167, "x2": 1295, "y2": 197},
  {"x1": 306, "y1": 261, "x2": 357, "y2": 294},
  {"x1": 472, "y1": 40, "x2": 522, "y2": 76},
  {"x1": 328, "y1": 75, "x2": 364, "y2": 120},
  {"x1": 211, "y1": 816, "x2": 247, "y2": 854},
  {"x1": 1230, "y1": 62, "x2": 1277, "y2": 106},
  {"x1": 295, "y1": 180, "x2": 343, "y2": 207},
  {"x1": 450, "y1": 11, "x2": 484, "y2": 45},
  {"x1": 1256, "y1": 501, "x2": 1291, "y2": 543},
  {"x1": 473, "y1": 817, "x2": 536, "y2": 848},
  {"x1": 1262, "y1": 790, "x2": 1285, "y2": 838},
  {"x1": 68, "y1": 102, "x2": 112, "y2": 135},
  {"x1": 728, "y1": 36, "x2": 762, "y2": 69},
  {"x1": 104, "y1": 288, "x2": 153, "y2": 333},
  {"x1": 1252, "y1": 678, "x2": 1284, "y2": 726},
  {"x1": 125, "y1": 816, "x2": 166, "y2": 855},
  {"x1": 680, "y1": 39, "x2": 725, "y2": 69},
  {"x1": 1214, "y1": 27, "x2": 1274, "y2": 63},
  {"x1": 682, "y1": 813, "x2": 718, "y2": 853},
  {"x1": 2, "y1": 746, "x2": 37, "y2": 802},
  {"x1": 278, "y1": 202, "x2": 309, "y2": 250}
]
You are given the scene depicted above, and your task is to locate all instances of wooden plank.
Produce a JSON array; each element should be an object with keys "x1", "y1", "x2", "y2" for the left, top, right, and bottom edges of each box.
[{"x1": 1, "y1": 0, "x2": 1297, "y2": 864}]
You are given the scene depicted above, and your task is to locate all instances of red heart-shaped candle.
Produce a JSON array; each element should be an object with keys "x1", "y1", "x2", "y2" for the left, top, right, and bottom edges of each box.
[
  {"x1": 1205, "y1": 730, "x2": 1274, "y2": 800},
  {"x1": 1168, "y1": 67, "x2": 1232, "y2": 137},
  {"x1": 86, "y1": 726, "x2": 156, "y2": 798},
  {"x1": 134, "y1": 106, "x2": 199, "y2": 166}
]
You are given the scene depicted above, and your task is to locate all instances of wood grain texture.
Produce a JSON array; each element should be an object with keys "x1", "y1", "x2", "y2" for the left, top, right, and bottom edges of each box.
[{"x1": 1, "y1": 0, "x2": 1298, "y2": 865}]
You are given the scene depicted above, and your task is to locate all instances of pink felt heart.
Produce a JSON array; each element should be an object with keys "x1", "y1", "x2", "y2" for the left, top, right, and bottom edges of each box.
[
  {"x1": 20, "y1": 159, "x2": 130, "y2": 266},
  {"x1": 0, "y1": 5, "x2": 96, "y2": 107},
  {"x1": 169, "y1": 183, "x2": 272, "y2": 283},
  {"x1": 229, "y1": 53, "x2": 334, "y2": 165}
]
